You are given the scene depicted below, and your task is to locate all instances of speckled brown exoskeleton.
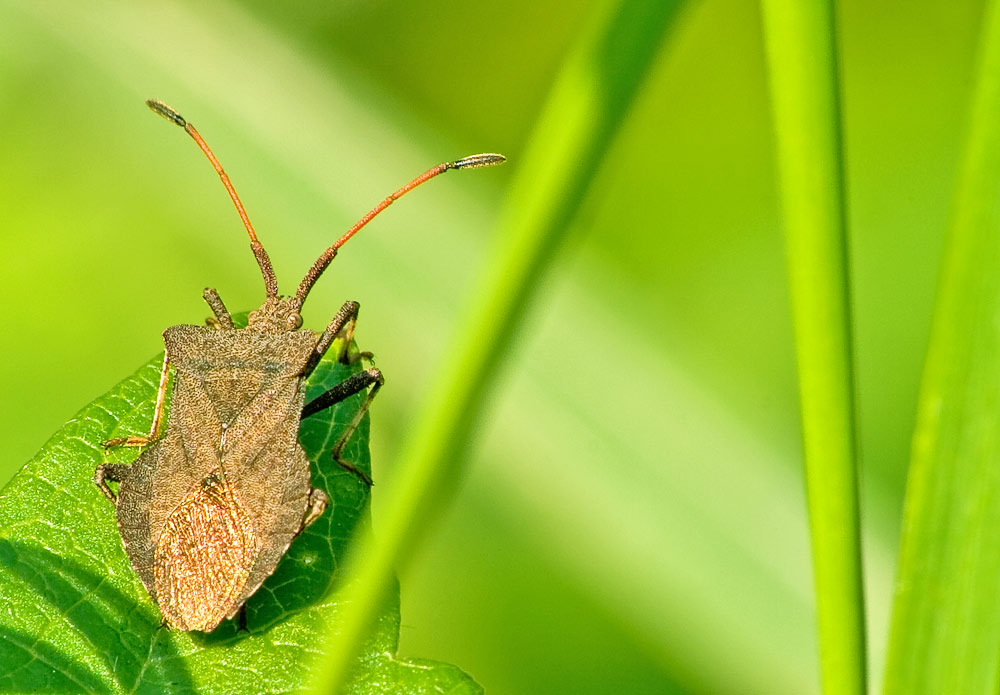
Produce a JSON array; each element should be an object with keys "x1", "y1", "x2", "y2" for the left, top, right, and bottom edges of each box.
[{"x1": 93, "y1": 99, "x2": 505, "y2": 632}]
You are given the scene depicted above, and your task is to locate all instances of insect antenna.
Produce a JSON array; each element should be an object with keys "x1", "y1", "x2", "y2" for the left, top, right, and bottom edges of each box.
[
  {"x1": 294, "y1": 153, "x2": 506, "y2": 304},
  {"x1": 147, "y1": 99, "x2": 280, "y2": 299}
]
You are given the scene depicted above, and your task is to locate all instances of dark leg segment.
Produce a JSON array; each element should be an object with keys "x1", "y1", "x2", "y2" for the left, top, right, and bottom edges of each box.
[
  {"x1": 302, "y1": 368, "x2": 381, "y2": 418},
  {"x1": 303, "y1": 300, "x2": 360, "y2": 377},
  {"x1": 94, "y1": 463, "x2": 132, "y2": 503},
  {"x1": 301, "y1": 367, "x2": 383, "y2": 485}
]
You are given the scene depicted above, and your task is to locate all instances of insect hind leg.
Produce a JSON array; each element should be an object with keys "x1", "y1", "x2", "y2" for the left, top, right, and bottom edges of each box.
[
  {"x1": 302, "y1": 487, "x2": 330, "y2": 530},
  {"x1": 301, "y1": 367, "x2": 383, "y2": 486},
  {"x1": 94, "y1": 463, "x2": 132, "y2": 503}
]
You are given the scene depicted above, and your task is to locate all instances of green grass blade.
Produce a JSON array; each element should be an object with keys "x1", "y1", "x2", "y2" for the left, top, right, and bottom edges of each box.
[
  {"x1": 759, "y1": 2, "x2": 866, "y2": 693},
  {"x1": 307, "y1": 0, "x2": 688, "y2": 691},
  {"x1": 883, "y1": 2, "x2": 1000, "y2": 692}
]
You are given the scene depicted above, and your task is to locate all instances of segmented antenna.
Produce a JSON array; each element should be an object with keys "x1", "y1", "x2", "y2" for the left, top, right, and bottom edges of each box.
[
  {"x1": 147, "y1": 99, "x2": 280, "y2": 298},
  {"x1": 294, "y1": 153, "x2": 506, "y2": 303}
]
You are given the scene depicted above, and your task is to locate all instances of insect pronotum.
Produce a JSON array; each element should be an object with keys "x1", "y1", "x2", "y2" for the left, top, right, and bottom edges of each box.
[{"x1": 93, "y1": 99, "x2": 505, "y2": 631}]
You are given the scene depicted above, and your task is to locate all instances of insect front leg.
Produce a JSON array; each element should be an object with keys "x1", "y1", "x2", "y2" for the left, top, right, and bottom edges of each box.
[
  {"x1": 104, "y1": 352, "x2": 170, "y2": 449},
  {"x1": 303, "y1": 300, "x2": 371, "y2": 377},
  {"x1": 203, "y1": 287, "x2": 235, "y2": 329},
  {"x1": 301, "y1": 367, "x2": 384, "y2": 486}
]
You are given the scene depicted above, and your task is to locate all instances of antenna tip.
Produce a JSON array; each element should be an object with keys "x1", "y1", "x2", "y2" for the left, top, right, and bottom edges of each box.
[
  {"x1": 146, "y1": 99, "x2": 187, "y2": 127},
  {"x1": 452, "y1": 153, "x2": 507, "y2": 170}
]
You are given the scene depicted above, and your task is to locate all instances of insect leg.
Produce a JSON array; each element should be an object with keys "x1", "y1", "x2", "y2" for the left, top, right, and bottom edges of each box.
[
  {"x1": 301, "y1": 368, "x2": 384, "y2": 486},
  {"x1": 302, "y1": 487, "x2": 330, "y2": 530},
  {"x1": 94, "y1": 463, "x2": 131, "y2": 503},
  {"x1": 203, "y1": 287, "x2": 235, "y2": 329},
  {"x1": 303, "y1": 301, "x2": 361, "y2": 377},
  {"x1": 104, "y1": 352, "x2": 171, "y2": 448}
]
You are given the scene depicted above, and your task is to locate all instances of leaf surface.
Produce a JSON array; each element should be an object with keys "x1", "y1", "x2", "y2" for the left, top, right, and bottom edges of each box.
[{"x1": 883, "y1": 4, "x2": 1000, "y2": 692}]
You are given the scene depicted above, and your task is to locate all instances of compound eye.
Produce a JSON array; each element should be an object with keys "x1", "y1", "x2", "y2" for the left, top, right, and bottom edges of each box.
[{"x1": 287, "y1": 312, "x2": 303, "y2": 330}]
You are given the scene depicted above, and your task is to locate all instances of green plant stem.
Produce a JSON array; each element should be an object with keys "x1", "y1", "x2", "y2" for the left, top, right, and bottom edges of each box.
[
  {"x1": 883, "y1": 1, "x2": 1000, "y2": 692},
  {"x1": 759, "y1": 2, "x2": 866, "y2": 693},
  {"x1": 307, "y1": 1, "x2": 688, "y2": 692}
]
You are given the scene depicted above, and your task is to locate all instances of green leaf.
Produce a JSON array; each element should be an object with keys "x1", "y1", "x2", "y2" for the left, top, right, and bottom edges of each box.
[
  {"x1": 0, "y1": 344, "x2": 481, "y2": 694},
  {"x1": 884, "y1": 2, "x2": 1000, "y2": 692}
]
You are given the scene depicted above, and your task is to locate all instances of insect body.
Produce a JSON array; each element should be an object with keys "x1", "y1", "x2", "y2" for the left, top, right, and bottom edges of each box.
[{"x1": 94, "y1": 99, "x2": 504, "y2": 631}]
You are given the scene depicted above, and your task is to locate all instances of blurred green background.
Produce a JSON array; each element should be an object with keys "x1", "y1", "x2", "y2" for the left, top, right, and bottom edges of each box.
[{"x1": 0, "y1": 0, "x2": 983, "y2": 692}]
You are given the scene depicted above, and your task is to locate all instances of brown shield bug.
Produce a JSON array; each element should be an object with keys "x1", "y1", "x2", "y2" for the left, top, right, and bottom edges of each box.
[{"x1": 93, "y1": 99, "x2": 505, "y2": 632}]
